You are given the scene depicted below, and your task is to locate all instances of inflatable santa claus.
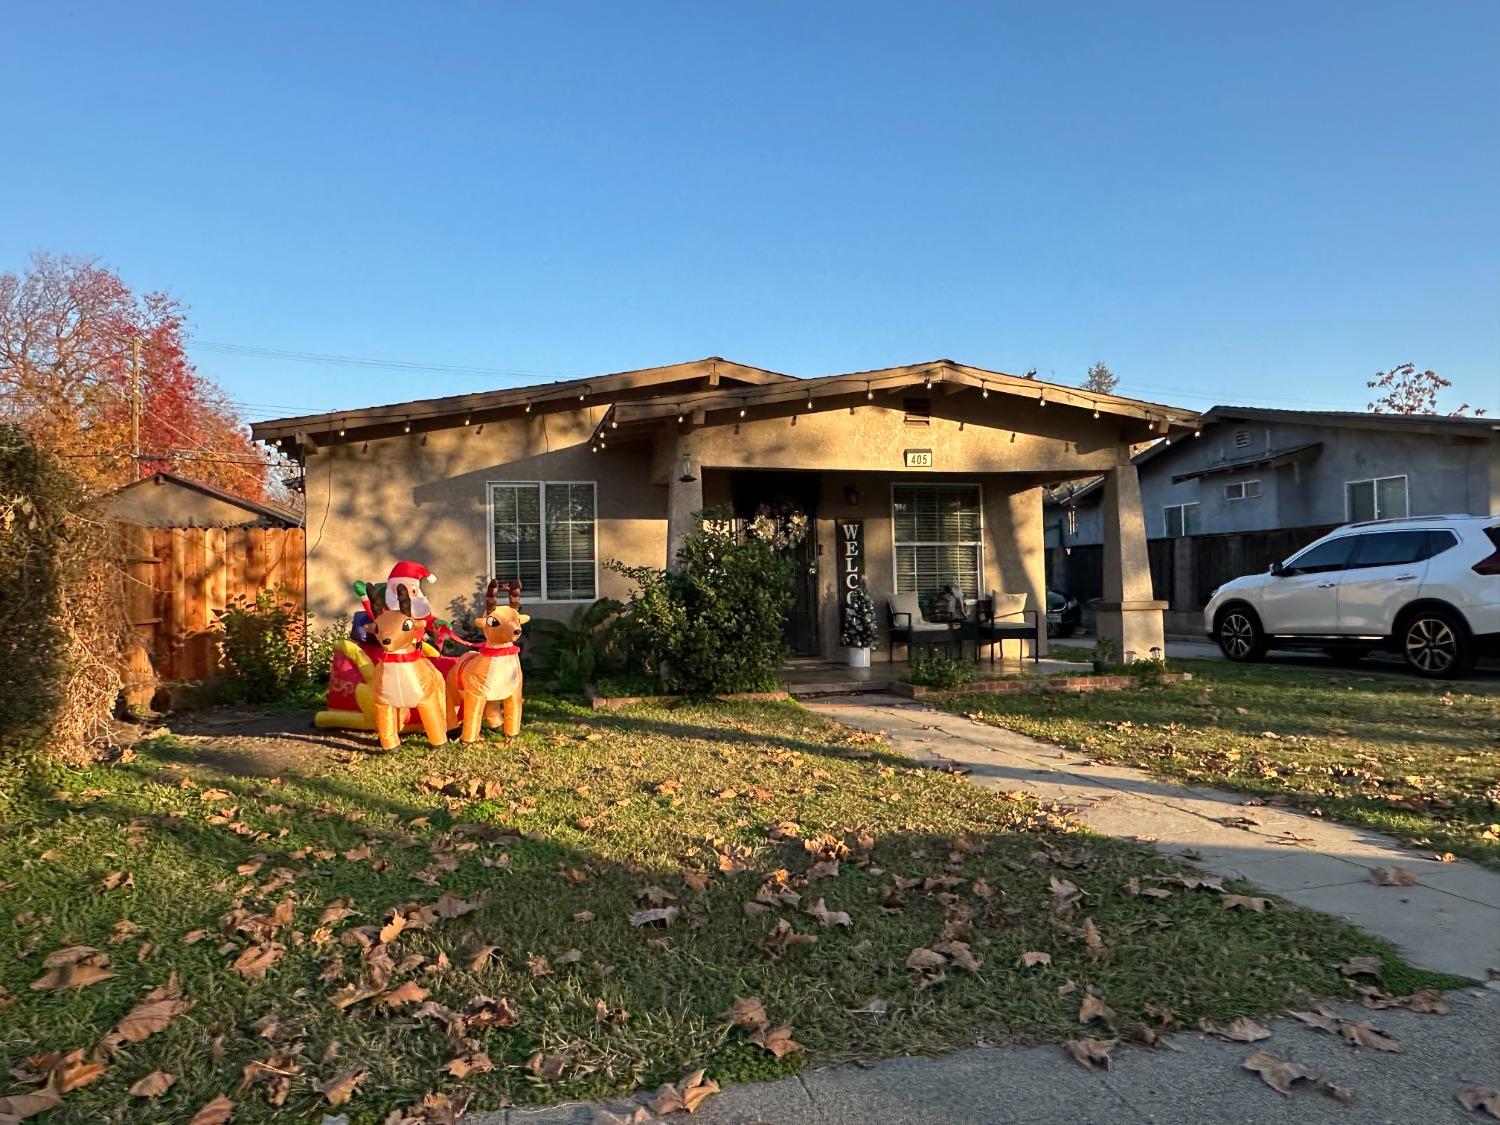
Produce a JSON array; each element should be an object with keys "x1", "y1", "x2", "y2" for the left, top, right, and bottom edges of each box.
[{"x1": 384, "y1": 560, "x2": 436, "y2": 619}]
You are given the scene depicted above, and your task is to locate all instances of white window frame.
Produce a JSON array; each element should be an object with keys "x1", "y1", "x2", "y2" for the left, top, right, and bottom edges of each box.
[
  {"x1": 1163, "y1": 502, "x2": 1200, "y2": 537},
  {"x1": 1344, "y1": 474, "x2": 1409, "y2": 522},
  {"x1": 485, "y1": 480, "x2": 599, "y2": 602},
  {"x1": 890, "y1": 481, "x2": 984, "y2": 604},
  {"x1": 1224, "y1": 479, "x2": 1262, "y2": 501}
]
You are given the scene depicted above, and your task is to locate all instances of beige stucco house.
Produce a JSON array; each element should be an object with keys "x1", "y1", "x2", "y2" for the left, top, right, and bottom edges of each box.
[{"x1": 251, "y1": 358, "x2": 1197, "y2": 661}]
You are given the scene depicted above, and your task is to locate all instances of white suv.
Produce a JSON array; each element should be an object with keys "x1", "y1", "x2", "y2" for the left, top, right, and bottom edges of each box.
[{"x1": 1204, "y1": 514, "x2": 1500, "y2": 678}]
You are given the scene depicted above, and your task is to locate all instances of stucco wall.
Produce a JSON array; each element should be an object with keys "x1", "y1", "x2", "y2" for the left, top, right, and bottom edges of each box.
[
  {"x1": 105, "y1": 479, "x2": 275, "y2": 528},
  {"x1": 301, "y1": 406, "x2": 665, "y2": 625},
  {"x1": 1058, "y1": 422, "x2": 1499, "y2": 546}
]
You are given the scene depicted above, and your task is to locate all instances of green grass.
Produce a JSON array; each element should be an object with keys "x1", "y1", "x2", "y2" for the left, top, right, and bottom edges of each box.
[
  {"x1": 943, "y1": 657, "x2": 1500, "y2": 868},
  {"x1": 0, "y1": 696, "x2": 1465, "y2": 1122}
]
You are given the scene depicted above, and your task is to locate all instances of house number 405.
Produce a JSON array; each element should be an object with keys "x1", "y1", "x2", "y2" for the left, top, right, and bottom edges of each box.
[{"x1": 903, "y1": 449, "x2": 933, "y2": 468}]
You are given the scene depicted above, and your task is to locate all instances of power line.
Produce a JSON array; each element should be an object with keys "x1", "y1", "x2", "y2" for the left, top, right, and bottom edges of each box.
[{"x1": 193, "y1": 340, "x2": 586, "y2": 382}]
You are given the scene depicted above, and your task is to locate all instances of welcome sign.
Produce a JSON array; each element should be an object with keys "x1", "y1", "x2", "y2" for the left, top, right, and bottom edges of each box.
[{"x1": 837, "y1": 520, "x2": 865, "y2": 624}]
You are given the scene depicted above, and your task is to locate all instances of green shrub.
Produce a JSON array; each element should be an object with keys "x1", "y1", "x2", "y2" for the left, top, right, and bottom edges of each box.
[
  {"x1": 304, "y1": 617, "x2": 348, "y2": 687},
  {"x1": 906, "y1": 649, "x2": 975, "y2": 691},
  {"x1": 611, "y1": 511, "x2": 794, "y2": 694},
  {"x1": 214, "y1": 587, "x2": 307, "y2": 703},
  {"x1": 525, "y1": 598, "x2": 625, "y2": 694},
  {"x1": 1127, "y1": 654, "x2": 1169, "y2": 684}
]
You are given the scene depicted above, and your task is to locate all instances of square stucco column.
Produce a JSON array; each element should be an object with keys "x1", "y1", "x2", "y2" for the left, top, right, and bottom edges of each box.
[
  {"x1": 1097, "y1": 462, "x2": 1166, "y2": 660},
  {"x1": 990, "y1": 485, "x2": 1048, "y2": 659},
  {"x1": 665, "y1": 435, "x2": 703, "y2": 571}
]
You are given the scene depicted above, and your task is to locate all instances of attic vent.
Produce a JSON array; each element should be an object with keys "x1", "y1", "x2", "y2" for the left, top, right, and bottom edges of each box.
[
  {"x1": 1233, "y1": 429, "x2": 1250, "y2": 449},
  {"x1": 903, "y1": 397, "x2": 932, "y2": 425}
]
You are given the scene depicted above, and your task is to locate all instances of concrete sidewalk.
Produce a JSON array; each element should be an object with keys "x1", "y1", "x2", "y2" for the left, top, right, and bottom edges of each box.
[
  {"x1": 496, "y1": 990, "x2": 1499, "y2": 1124},
  {"x1": 475, "y1": 695, "x2": 1500, "y2": 1125}
]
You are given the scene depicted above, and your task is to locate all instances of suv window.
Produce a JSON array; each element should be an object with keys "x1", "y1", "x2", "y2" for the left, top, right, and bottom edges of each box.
[
  {"x1": 1425, "y1": 530, "x2": 1458, "y2": 558},
  {"x1": 1283, "y1": 537, "x2": 1357, "y2": 575},
  {"x1": 1349, "y1": 531, "x2": 1429, "y2": 568}
]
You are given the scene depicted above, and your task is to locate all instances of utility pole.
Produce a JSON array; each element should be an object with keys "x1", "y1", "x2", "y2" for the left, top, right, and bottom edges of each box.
[{"x1": 130, "y1": 335, "x2": 142, "y2": 470}]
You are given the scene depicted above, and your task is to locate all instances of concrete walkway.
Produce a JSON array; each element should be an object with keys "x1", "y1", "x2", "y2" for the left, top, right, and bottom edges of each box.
[
  {"x1": 475, "y1": 695, "x2": 1500, "y2": 1125},
  {"x1": 805, "y1": 695, "x2": 1500, "y2": 981}
]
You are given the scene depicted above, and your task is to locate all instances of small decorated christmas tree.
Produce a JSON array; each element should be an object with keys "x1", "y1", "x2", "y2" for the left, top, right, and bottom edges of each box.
[{"x1": 841, "y1": 582, "x2": 878, "y2": 649}]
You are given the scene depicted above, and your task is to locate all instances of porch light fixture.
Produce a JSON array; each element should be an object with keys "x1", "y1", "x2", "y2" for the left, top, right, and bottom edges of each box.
[
  {"x1": 403, "y1": 420, "x2": 411, "y2": 433},
  {"x1": 463, "y1": 415, "x2": 471, "y2": 426},
  {"x1": 806, "y1": 395, "x2": 813, "y2": 409},
  {"x1": 338, "y1": 426, "x2": 346, "y2": 437},
  {"x1": 738, "y1": 403, "x2": 747, "y2": 418},
  {"x1": 1038, "y1": 390, "x2": 1046, "y2": 407},
  {"x1": 981, "y1": 382, "x2": 989, "y2": 398},
  {"x1": 525, "y1": 402, "x2": 532, "y2": 413},
  {"x1": 924, "y1": 372, "x2": 933, "y2": 388},
  {"x1": 866, "y1": 382, "x2": 873, "y2": 400},
  {"x1": 1092, "y1": 405, "x2": 1100, "y2": 419},
  {"x1": 1194, "y1": 428, "x2": 1202, "y2": 437},
  {"x1": 677, "y1": 453, "x2": 697, "y2": 482}
]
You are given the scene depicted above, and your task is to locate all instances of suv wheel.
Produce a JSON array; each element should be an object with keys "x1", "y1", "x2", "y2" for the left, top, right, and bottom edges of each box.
[
  {"x1": 1400, "y1": 609, "x2": 1476, "y2": 679},
  {"x1": 1216, "y1": 607, "x2": 1267, "y2": 662}
]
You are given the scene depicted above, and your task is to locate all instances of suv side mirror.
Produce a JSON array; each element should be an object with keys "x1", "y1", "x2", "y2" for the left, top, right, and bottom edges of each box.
[{"x1": 1269, "y1": 561, "x2": 1286, "y2": 577}]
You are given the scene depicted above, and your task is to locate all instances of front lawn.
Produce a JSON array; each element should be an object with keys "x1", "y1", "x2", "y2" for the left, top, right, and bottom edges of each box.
[
  {"x1": 0, "y1": 697, "x2": 1463, "y2": 1122},
  {"x1": 943, "y1": 658, "x2": 1500, "y2": 868}
]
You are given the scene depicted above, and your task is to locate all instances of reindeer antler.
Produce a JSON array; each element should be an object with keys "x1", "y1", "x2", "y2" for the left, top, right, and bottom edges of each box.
[
  {"x1": 507, "y1": 580, "x2": 522, "y2": 612},
  {"x1": 396, "y1": 584, "x2": 413, "y2": 616},
  {"x1": 483, "y1": 579, "x2": 500, "y2": 613}
]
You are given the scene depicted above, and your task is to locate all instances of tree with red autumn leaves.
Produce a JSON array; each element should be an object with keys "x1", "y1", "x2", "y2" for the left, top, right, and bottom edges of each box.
[
  {"x1": 0, "y1": 253, "x2": 270, "y2": 499},
  {"x1": 1366, "y1": 362, "x2": 1487, "y2": 418}
]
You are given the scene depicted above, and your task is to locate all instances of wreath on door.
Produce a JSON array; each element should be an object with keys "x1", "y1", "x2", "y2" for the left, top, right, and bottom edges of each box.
[{"x1": 746, "y1": 500, "x2": 810, "y2": 551}]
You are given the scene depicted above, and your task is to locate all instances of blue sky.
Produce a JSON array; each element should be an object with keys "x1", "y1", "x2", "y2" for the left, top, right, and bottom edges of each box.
[{"x1": 5, "y1": 1, "x2": 1497, "y2": 422}]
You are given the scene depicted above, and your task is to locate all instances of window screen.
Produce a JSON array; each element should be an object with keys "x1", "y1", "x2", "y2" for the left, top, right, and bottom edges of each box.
[
  {"x1": 489, "y1": 482, "x2": 596, "y2": 599},
  {"x1": 1347, "y1": 476, "x2": 1408, "y2": 522},
  {"x1": 893, "y1": 484, "x2": 981, "y2": 605}
]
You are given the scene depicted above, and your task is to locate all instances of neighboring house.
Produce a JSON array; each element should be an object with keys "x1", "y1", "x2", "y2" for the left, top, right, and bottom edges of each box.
[
  {"x1": 1049, "y1": 407, "x2": 1500, "y2": 549},
  {"x1": 251, "y1": 357, "x2": 1198, "y2": 661},
  {"x1": 103, "y1": 471, "x2": 301, "y2": 528}
]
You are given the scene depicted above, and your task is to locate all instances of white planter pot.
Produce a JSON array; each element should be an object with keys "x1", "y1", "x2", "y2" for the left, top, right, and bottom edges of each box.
[{"x1": 847, "y1": 646, "x2": 872, "y2": 669}]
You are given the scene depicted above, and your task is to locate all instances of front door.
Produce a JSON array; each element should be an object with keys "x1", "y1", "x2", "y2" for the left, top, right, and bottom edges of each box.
[
  {"x1": 1259, "y1": 534, "x2": 1358, "y2": 634},
  {"x1": 731, "y1": 471, "x2": 821, "y2": 656}
]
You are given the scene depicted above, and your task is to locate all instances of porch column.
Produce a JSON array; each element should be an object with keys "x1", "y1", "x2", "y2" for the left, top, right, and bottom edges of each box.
[
  {"x1": 1097, "y1": 461, "x2": 1166, "y2": 660},
  {"x1": 665, "y1": 433, "x2": 703, "y2": 571},
  {"x1": 992, "y1": 486, "x2": 1048, "y2": 659}
]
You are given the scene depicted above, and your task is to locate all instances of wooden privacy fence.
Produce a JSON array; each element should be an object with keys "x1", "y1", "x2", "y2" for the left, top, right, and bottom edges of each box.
[
  {"x1": 118, "y1": 523, "x2": 306, "y2": 681},
  {"x1": 1054, "y1": 523, "x2": 1338, "y2": 612}
]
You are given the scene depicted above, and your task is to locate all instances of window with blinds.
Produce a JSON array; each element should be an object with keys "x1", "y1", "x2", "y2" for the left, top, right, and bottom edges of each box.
[
  {"x1": 892, "y1": 484, "x2": 982, "y2": 605},
  {"x1": 488, "y1": 482, "x2": 597, "y2": 600}
]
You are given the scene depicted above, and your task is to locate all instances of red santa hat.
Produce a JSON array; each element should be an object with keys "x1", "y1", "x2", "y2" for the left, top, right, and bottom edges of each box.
[{"x1": 387, "y1": 560, "x2": 436, "y2": 586}]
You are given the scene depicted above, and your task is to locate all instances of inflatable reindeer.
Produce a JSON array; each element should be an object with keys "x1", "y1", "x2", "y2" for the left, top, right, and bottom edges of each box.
[
  {"x1": 366, "y1": 584, "x2": 449, "y2": 751},
  {"x1": 446, "y1": 579, "x2": 528, "y2": 741}
]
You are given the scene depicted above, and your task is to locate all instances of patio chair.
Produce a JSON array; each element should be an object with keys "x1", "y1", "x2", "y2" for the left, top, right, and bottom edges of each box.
[
  {"x1": 885, "y1": 592, "x2": 955, "y2": 662},
  {"x1": 975, "y1": 592, "x2": 1041, "y2": 665}
]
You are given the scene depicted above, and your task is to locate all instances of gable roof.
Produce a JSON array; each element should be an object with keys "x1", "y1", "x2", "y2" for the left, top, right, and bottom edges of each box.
[
  {"x1": 1204, "y1": 405, "x2": 1497, "y2": 438},
  {"x1": 593, "y1": 358, "x2": 1198, "y2": 446},
  {"x1": 105, "y1": 471, "x2": 302, "y2": 526},
  {"x1": 249, "y1": 357, "x2": 793, "y2": 448}
]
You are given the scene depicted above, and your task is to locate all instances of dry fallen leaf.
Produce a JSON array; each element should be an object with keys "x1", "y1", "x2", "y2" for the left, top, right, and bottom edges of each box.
[
  {"x1": 649, "y1": 1068, "x2": 720, "y2": 1114},
  {"x1": 1017, "y1": 950, "x2": 1051, "y2": 969},
  {"x1": 1220, "y1": 895, "x2": 1272, "y2": 912},
  {"x1": 1063, "y1": 1037, "x2": 1117, "y2": 1070},
  {"x1": 30, "y1": 961, "x2": 116, "y2": 992},
  {"x1": 0, "y1": 1083, "x2": 64, "y2": 1121},
  {"x1": 720, "y1": 996, "x2": 770, "y2": 1032},
  {"x1": 1457, "y1": 1087, "x2": 1500, "y2": 1119},
  {"x1": 1241, "y1": 1050, "x2": 1347, "y2": 1100},
  {"x1": 803, "y1": 897, "x2": 851, "y2": 928},
  {"x1": 101, "y1": 976, "x2": 193, "y2": 1049},
  {"x1": 187, "y1": 1094, "x2": 235, "y2": 1124},
  {"x1": 129, "y1": 1070, "x2": 177, "y2": 1098},
  {"x1": 1199, "y1": 1016, "x2": 1272, "y2": 1043},
  {"x1": 748, "y1": 1022, "x2": 804, "y2": 1058},
  {"x1": 628, "y1": 905, "x2": 680, "y2": 927},
  {"x1": 905, "y1": 947, "x2": 946, "y2": 970},
  {"x1": 526, "y1": 1052, "x2": 568, "y2": 1081},
  {"x1": 1339, "y1": 955, "x2": 1383, "y2": 977},
  {"x1": 1078, "y1": 993, "x2": 1112, "y2": 1024},
  {"x1": 1369, "y1": 867, "x2": 1418, "y2": 887},
  {"x1": 231, "y1": 941, "x2": 285, "y2": 980},
  {"x1": 1339, "y1": 1019, "x2": 1402, "y2": 1053},
  {"x1": 314, "y1": 1069, "x2": 367, "y2": 1106}
]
